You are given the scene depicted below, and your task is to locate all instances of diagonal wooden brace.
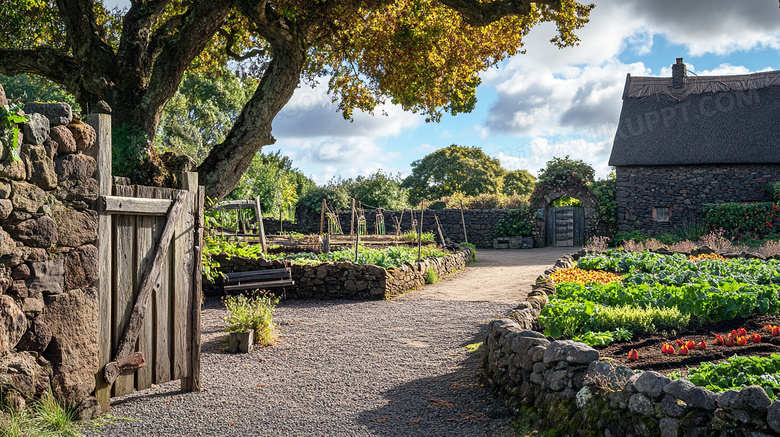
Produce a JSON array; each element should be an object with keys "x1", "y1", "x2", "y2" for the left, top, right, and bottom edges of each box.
[{"x1": 103, "y1": 192, "x2": 188, "y2": 386}]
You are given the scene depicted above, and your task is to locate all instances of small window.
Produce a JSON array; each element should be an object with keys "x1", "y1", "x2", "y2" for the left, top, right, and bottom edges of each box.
[{"x1": 654, "y1": 207, "x2": 670, "y2": 222}]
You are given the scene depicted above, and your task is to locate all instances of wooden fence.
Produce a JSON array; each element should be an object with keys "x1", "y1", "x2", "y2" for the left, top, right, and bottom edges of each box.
[{"x1": 87, "y1": 113, "x2": 204, "y2": 412}]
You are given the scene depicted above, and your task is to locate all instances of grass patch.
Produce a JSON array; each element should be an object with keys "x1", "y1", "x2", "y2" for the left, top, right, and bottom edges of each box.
[
  {"x1": 464, "y1": 342, "x2": 483, "y2": 353},
  {"x1": 459, "y1": 242, "x2": 478, "y2": 263},
  {"x1": 0, "y1": 391, "x2": 83, "y2": 437},
  {"x1": 425, "y1": 267, "x2": 438, "y2": 284}
]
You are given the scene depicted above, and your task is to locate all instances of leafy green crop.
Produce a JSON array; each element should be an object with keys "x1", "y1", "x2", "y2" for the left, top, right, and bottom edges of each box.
[
  {"x1": 680, "y1": 355, "x2": 780, "y2": 400},
  {"x1": 572, "y1": 331, "x2": 614, "y2": 347}
]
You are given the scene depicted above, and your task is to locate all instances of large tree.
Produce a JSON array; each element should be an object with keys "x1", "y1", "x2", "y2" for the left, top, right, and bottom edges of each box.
[
  {"x1": 0, "y1": 0, "x2": 593, "y2": 200},
  {"x1": 402, "y1": 144, "x2": 506, "y2": 203}
]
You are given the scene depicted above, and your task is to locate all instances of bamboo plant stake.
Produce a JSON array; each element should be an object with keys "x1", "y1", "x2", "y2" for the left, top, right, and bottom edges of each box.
[
  {"x1": 417, "y1": 201, "x2": 424, "y2": 261},
  {"x1": 319, "y1": 198, "x2": 326, "y2": 234},
  {"x1": 350, "y1": 198, "x2": 356, "y2": 236},
  {"x1": 459, "y1": 200, "x2": 468, "y2": 244}
]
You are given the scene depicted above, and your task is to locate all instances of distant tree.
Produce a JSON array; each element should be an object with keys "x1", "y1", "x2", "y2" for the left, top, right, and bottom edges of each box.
[
  {"x1": 158, "y1": 73, "x2": 258, "y2": 164},
  {"x1": 344, "y1": 170, "x2": 408, "y2": 210},
  {"x1": 227, "y1": 150, "x2": 314, "y2": 218},
  {"x1": 402, "y1": 144, "x2": 506, "y2": 204},
  {"x1": 503, "y1": 170, "x2": 535, "y2": 196},
  {"x1": 298, "y1": 179, "x2": 351, "y2": 213},
  {"x1": 1, "y1": 74, "x2": 80, "y2": 110}
]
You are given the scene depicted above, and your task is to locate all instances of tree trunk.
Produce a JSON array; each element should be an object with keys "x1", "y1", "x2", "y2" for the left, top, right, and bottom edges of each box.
[{"x1": 197, "y1": 40, "x2": 306, "y2": 201}]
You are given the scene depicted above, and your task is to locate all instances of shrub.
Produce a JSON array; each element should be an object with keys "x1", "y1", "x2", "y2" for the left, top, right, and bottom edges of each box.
[
  {"x1": 702, "y1": 202, "x2": 779, "y2": 237},
  {"x1": 425, "y1": 267, "x2": 438, "y2": 284},
  {"x1": 697, "y1": 229, "x2": 734, "y2": 253},
  {"x1": 223, "y1": 293, "x2": 278, "y2": 346},
  {"x1": 584, "y1": 236, "x2": 610, "y2": 253},
  {"x1": 589, "y1": 175, "x2": 617, "y2": 238},
  {"x1": 494, "y1": 209, "x2": 532, "y2": 237},
  {"x1": 758, "y1": 240, "x2": 780, "y2": 258},
  {"x1": 459, "y1": 242, "x2": 477, "y2": 263},
  {"x1": 767, "y1": 182, "x2": 780, "y2": 202}
]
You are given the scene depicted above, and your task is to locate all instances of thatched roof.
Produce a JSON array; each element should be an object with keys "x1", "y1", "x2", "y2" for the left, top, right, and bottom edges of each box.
[{"x1": 609, "y1": 68, "x2": 780, "y2": 166}]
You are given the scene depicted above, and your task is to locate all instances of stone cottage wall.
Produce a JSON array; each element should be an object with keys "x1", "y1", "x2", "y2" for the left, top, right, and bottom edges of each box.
[
  {"x1": 0, "y1": 95, "x2": 99, "y2": 414},
  {"x1": 291, "y1": 208, "x2": 511, "y2": 249},
  {"x1": 205, "y1": 248, "x2": 472, "y2": 299},
  {"x1": 615, "y1": 164, "x2": 780, "y2": 235}
]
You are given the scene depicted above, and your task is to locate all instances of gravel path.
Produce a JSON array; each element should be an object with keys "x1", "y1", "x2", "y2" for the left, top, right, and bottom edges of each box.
[{"x1": 85, "y1": 249, "x2": 572, "y2": 436}]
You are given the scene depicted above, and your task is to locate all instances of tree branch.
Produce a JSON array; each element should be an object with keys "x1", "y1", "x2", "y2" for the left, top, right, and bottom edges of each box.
[
  {"x1": 0, "y1": 48, "x2": 84, "y2": 99},
  {"x1": 137, "y1": 0, "x2": 233, "y2": 131},
  {"x1": 440, "y1": 0, "x2": 559, "y2": 26}
]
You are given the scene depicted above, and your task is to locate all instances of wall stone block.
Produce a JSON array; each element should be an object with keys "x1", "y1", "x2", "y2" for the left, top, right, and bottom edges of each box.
[
  {"x1": 10, "y1": 181, "x2": 46, "y2": 213},
  {"x1": 26, "y1": 259, "x2": 64, "y2": 296},
  {"x1": 49, "y1": 126, "x2": 77, "y2": 155},
  {"x1": 64, "y1": 245, "x2": 98, "y2": 290},
  {"x1": 22, "y1": 113, "x2": 50, "y2": 146},
  {"x1": 22, "y1": 103, "x2": 73, "y2": 126},
  {"x1": 55, "y1": 154, "x2": 96, "y2": 181},
  {"x1": 0, "y1": 294, "x2": 27, "y2": 355},
  {"x1": 52, "y1": 208, "x2": 97, "y2": 247},
  {"x1": 9, "y1": 216, "x2": 57, "y2": 248}
]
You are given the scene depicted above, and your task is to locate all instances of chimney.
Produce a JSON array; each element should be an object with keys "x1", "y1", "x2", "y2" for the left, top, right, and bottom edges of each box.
[{"x1": 672, "y1": 57, "x2": 686, "y2": 89}]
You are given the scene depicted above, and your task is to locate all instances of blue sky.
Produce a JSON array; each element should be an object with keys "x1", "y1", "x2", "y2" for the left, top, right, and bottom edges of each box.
[{"x1": 104, "y1": 1, "x2": 780, "y2": 184}]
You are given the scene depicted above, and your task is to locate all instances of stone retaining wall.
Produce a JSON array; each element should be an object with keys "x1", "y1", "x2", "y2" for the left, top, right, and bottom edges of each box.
[
  {"x1": 0, "y1": 96, "x2": 99, "y2": 414},
  {"x1": 206, "y1": 248, "x2": 472, "y2": 300},
  {"x1": 481, "y1": 253, "x2": 780, "y2": 436},
  {"x1": 290, "y1": 208, "x2": 511, "y2": 249}
]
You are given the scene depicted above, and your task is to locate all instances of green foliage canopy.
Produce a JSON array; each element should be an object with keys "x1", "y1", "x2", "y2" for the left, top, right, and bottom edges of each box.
[
  {"x1": 402, "y1": 144, "x2": 506, "y2": 204},
  {"x1": 343, "y1": 170, "x2": 408, "y2": 210},
  {"x1": 503, "y1": 169, "x2": 535, "y2": 196}
]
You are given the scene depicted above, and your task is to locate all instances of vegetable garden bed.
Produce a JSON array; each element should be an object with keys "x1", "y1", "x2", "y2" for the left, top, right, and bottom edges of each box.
[{"x1": 542, "y1": 249, "x2": 780, "y2": 396}]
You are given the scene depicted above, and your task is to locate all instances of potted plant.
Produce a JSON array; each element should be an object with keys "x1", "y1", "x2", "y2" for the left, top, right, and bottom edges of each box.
[{"x1": 223, "y1": 293, "x2": 278, "y2": 353}]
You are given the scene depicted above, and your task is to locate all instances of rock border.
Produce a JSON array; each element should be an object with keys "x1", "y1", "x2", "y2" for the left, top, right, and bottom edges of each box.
[
  {"x1": 205, "y1": 247, "x2": 474, "y2": 300},
  {"x1": 481, "y1": 250, "x2": 780, "y2": 436}
]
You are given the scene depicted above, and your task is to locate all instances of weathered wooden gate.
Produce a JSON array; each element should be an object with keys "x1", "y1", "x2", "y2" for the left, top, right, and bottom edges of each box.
[
  {"x1": 87, "y1": 113, "x2": 205, "y2": 412},
  {"x1": 545, "y1": 206, "x2": 585, "y2": 247}
]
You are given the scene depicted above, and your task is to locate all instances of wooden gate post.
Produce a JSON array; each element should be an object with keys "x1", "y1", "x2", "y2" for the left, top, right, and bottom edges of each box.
[
  {"x1": 459, "y1": 200, "x2": 468, "y2": 244},
  {"x1": 254, "y1": 196, "x2": 267, "y2": 253},
  {"x1": 87, "y1": 111, "x2": 113, "y2": 412}
]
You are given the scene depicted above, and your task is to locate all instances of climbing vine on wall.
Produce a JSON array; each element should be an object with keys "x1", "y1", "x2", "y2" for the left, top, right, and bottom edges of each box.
[{"x1": 0, "y1": 102, "x2": 27, "y2": 161}]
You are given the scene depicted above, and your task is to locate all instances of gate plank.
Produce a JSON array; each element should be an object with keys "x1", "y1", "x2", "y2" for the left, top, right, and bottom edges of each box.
[
  {"x1": 88, "y1": 113, "x2": 113, "y2": 412},
  {"x1": 135, "y1": 185, "x2": 156, "y2": 390},
  {"x1": 174, "y1": 175, "x2": 196, "y2": 381},
  {"x1": 154, "y1": 187, "x2": 175, "y2": 384},
  {"x1": 182, "y1": 186, "x2": 204, "y2": 392},
  {"x1": 112, "y1": 185, "x2": 137, "y2": 396}
]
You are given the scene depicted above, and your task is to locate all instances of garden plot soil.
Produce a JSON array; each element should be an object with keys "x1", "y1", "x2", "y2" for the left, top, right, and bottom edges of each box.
[{"x1": 598, "y1": 314, "x2": 780, "y2": 375}]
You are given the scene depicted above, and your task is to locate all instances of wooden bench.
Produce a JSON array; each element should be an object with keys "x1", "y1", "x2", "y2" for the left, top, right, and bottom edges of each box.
[{"x1": 222, "y1": 268, "x2": 294, "y2": 293}]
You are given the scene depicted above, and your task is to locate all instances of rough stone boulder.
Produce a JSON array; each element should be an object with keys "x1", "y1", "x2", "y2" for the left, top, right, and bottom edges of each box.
[
  {"x1": 49, "y1": 125, "x2": 77, "y2": 155},
  {"x1": 16, "y1": 316, "x2": 52, "y2": 353},
  {"x1": 26, "y1": 259, "x2": 65, "y2": 296},
  {"x1": 0, "y1": 198, "x2": 12, "y2": 220},
  {"x1": 0, "y1": 228, "x2": 16, "y2": 260},
  {"x1": 44, "y1": 287, "x2": 99, "y2": 406},
  {"x1": 64, "y1": 245, "x2": 98, "y2": 289},
  {"x1": 66, "y1": 121, "x2": 96, "y2": 152},
  {"x1": 543, "y1": 340, "x2": 600, "y2": 365},
  {"x1": 0, "y1": 351, "x2": 52, "y2": 411},
  {"x1": 0, "y1": 157, "x2": 26, "y2": 181},
  {"x1": 22, "y1": 102, "x2": 73, "y2": 126},
  {"x1": 9, "y1": 216, "x2": 58, "y2": 248},
  {"x1": 0, "y1": 294, "x2": 27, "y2": 355},
  {"x1": 22, "y1": 144, "x2": 57, "y2": 190},
  {"x1": 55, "y1": 154, "x2": 96, "y2": 181},
  {"x1": 10, "y1": 181, "x2": 46, "y2": 214},
  {"x1": 52, "y1": 208, "x2": 98, "y2": 247},
  {"x1": 22, "y1": 113, "x2": 50, "y2": 146},
  {"x1": 55, "y1": 178, "x2": 98, "y2": 203}
]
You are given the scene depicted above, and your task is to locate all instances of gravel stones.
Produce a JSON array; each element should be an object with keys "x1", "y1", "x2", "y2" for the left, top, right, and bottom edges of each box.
[{"x1": 543, "y1": 340, "x2": 599, "y2": 365}]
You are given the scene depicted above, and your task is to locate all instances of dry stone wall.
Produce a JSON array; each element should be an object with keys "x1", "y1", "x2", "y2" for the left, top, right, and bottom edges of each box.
[
  {"x1": 291, "y1": 207, "x2": 512, "y2": 248},
  {"x1": 482, "y1": 252, "x2": 780, "y2": 436},
  {"x1": 206, "y1": 248, "x2": 472, "y2": 299},
  {"x1": 0, "y1": 92, "x2": 99, "y2": 415}
]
